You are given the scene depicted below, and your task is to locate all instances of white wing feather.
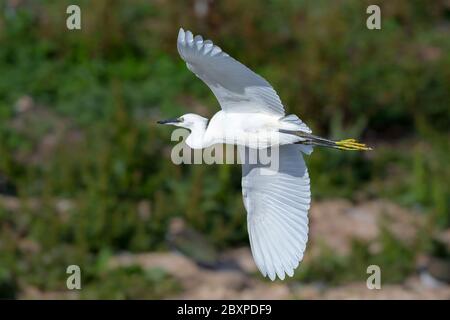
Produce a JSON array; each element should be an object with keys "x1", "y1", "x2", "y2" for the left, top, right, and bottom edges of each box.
[
  {"x1": 177, "y1": 28, "x2": 286, "y2": 116},
  {"x1": 240, "y1": 145, "x2": 310, "y2": 280}
]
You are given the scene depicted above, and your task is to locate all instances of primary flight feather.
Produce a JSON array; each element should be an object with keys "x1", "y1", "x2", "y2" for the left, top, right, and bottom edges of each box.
[{"x1": 158, "y1": 28, "x2": 371, "y2": 280}]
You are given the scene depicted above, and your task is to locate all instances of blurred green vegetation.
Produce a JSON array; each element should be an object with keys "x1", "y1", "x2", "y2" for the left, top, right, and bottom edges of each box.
[
  {"x1": 81, "y1": 265, "x2": 181, "y2": 299},
  {"x1": 0, "y1": 0, "x2": 449, "y2": 298},
  {"x1": 294, "y1": 226, "x2": 417, "y2": 285}
]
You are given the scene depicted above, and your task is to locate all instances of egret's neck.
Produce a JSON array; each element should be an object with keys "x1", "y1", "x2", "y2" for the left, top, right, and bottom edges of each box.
[{"x1": 186, "y1": 123, "x2": 208, "y2": 149}]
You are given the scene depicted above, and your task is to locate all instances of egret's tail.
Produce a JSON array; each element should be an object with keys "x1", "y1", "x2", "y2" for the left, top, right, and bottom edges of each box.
[{"x1": 296, "y1": 133, "x2": 372, "y2": 151}]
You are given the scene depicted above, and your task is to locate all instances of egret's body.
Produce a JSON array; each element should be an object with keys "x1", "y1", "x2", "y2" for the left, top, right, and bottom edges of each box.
[
  {"x1": 184, "y1": 111, "x2": 306, "y2": 149},
  {"x1": 158, "y1": 28, "x2": 371, "y2": 281}
]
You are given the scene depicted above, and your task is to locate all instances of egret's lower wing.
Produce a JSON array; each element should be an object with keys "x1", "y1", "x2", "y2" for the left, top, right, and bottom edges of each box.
[{"x1": 240, "y1": 145, "x2": 310, "y2": 280}]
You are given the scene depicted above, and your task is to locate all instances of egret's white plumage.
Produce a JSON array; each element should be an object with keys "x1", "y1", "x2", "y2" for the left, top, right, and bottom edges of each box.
[
  {"x1": 177, "y1": 28, "x2": 286, "y2": 116},
  {"x1": 158, "y1": 28, "x2": 371, "y2": 280},
  {"x1": 240, "y1": 145, "x2": 310, "y2": 280}
]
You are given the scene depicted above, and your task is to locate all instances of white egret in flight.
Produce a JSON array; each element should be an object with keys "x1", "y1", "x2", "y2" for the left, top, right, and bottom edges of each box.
[{"x1": 158, "y1": 28, "x2": 371, "y2": 280}]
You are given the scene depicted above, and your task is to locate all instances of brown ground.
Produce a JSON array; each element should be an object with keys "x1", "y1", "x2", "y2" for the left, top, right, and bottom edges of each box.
[
  {"x1": 106, "y1": 199, "x2": 449, "y2": 300},
  {"x1": 7, "y1": 197, "x2": 449, "y2": 300},
  {"x1": 107, "y1": 248, "x2": 450, "y2": 300}
]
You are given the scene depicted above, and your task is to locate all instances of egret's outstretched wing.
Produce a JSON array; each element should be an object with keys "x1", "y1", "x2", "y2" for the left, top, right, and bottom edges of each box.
[
  {"x1": 177, "y1": 28, "x2": 285, "y2": 116},
  {"x1": 240, "y1": 145, "x2": 310, "y2": 280}
]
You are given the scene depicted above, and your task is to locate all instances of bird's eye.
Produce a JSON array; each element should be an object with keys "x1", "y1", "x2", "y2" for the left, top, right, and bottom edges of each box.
[{"x1": 179, "y1": 117, "x2": 184, "y2": 122}]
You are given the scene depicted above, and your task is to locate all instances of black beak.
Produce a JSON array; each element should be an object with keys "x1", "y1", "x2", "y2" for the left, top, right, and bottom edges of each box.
[{"x1": 157, "y1": 118, "x2": 181, "y2": 125}]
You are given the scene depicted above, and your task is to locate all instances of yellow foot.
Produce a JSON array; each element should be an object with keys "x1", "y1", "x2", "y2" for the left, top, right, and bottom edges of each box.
[{"x1": 335, "y1": 138, "x2": 372, "y2": 151}]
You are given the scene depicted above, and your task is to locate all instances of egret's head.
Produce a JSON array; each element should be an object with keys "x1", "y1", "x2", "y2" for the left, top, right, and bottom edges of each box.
[{"x1": 157, "y1": 113, "x2": 208, "y2": 130}]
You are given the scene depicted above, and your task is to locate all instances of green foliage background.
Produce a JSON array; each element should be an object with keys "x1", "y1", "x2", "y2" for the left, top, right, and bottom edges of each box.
[{"x1": 0, "y1": 0, "x2": 448, "y2": 298}]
